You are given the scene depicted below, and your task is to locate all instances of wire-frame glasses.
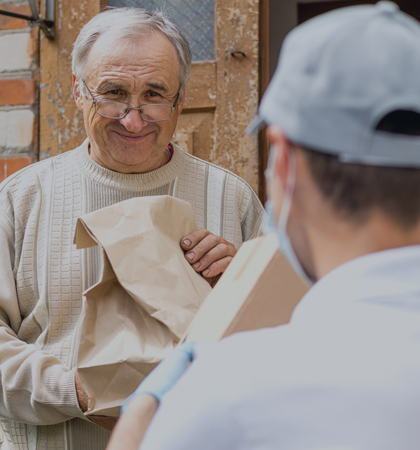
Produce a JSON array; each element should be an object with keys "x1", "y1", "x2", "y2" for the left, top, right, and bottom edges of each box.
[{"x1": 82, "y1": 80, "x2": 180, "y2": 122}]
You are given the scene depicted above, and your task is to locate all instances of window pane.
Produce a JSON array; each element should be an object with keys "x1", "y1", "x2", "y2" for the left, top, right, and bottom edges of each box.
[{"x1": 108, "y1": 0, "x2": 215, "y2": 61}]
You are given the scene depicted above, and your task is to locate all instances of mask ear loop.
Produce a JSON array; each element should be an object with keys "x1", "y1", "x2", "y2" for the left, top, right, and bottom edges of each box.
[
  {"x1": 265, "y1": 144, "x2": 278, "y2": 183},
  {"x1": 278, "y1": 145, "x2": 297, "y2": 233}
]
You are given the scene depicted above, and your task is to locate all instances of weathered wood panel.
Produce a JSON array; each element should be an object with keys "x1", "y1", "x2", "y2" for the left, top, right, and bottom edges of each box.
[
  {"x1": 174, "y1": 61, "x2": 215, "y2": 164},
  {"x1": 39, "y1": 0, "x2": 100, "y2": 158},
  {"x1": 173, "y1": 112, "x2": 214, "y2": 161},
  {"x1": 259, "y1": 0, "x2": 270, "y2": 201},
  {"x1": 183, "y1": 61, "x2": 216, "y2": 111},
  {"x1": 213, "y1": 0, "x2": 260, "y2": 193}
]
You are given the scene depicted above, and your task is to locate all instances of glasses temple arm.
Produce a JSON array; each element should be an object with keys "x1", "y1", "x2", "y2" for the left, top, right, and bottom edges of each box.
[
  {"x1": 172, "y1": 91, "x2": 181, "y2": 109},
  {"x1": 82, "y1": 80, "x2": 96, "y2": 103}
]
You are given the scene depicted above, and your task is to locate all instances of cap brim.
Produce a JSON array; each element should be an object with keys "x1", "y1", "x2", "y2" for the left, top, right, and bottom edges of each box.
[{"x1": 246, "y1": 115, "x2": 267, "y2": 135}]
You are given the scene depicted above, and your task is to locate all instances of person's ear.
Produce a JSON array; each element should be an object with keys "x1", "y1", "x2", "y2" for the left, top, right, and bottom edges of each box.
[
  {"x1": 267, "y1": 126, "x2": 289, "y2": 192},
  {"x1": 177, "y1": 88, "x2": 185, "y2": 115},
  {"x1": 73, "y1": 74, "x2": 84, "y2": 112}
]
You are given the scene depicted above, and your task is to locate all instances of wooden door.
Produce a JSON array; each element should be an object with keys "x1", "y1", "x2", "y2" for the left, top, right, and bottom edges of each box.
[
  {"x1": 173, "y1": 0, "x2": 260, "y2": 194},
  {"x1": 39, "y1": 0, "x2": 262, "y2": 194}
]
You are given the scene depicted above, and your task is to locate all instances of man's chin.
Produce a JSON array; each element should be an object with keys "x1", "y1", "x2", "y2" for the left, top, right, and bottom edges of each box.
[{"x1": 108, "y1": 132, "x2": 154, "y2": 156}]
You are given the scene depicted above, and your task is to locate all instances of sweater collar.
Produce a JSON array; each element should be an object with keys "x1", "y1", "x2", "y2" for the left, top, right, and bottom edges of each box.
[{"x1": 74, "y1": 138, "x2": 185, "y2": 191}]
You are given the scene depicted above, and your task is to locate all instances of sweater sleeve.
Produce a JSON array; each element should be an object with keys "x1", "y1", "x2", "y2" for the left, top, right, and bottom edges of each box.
[
  {"x1": 241, "y1": 188, "x2": 265, "y2": 242},
  {"x1": 0, "y1": 209, "x2": 86, "y2": 425}
]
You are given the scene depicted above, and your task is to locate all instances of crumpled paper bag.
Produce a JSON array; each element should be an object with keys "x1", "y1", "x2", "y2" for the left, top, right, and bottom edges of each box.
[{"x1": 73, "y1": 196, "x2": 212, "y2": 417}]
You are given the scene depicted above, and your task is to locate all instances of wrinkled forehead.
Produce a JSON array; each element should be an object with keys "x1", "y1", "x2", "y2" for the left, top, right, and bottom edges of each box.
[{"x1": 84, "y1": 29, "x2": 180, "y2": 84}]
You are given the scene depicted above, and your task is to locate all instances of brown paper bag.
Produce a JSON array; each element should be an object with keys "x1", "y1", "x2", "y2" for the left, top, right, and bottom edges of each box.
[
  {"x1": 73, "y1": 196, "x2": 212, "y2": 417},
  {"x1": 183, "y1": 233, "x2": 308, "y2": 342}
]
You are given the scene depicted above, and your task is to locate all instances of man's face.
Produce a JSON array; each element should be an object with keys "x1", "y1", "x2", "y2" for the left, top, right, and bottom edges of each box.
[
  {"x1": 267, "y1": 127, "x2": 317, "y2": 282},
  {"x1": 73, "y1": 31, "x2": 183, "y2": 173}
]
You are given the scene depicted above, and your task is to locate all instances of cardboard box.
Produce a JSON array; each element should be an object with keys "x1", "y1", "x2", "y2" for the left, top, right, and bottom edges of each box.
[{"x1": 183, "y1": 233, "x2": 309, "y2": 342}]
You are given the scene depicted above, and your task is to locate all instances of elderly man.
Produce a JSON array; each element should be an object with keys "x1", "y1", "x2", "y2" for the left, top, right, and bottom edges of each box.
[
  {"x1": 0, "y1": 7, "x2": 263, "y2": 450},
  {"x1": 108, "y1": 2, "x2": 420, "y2": 450}
]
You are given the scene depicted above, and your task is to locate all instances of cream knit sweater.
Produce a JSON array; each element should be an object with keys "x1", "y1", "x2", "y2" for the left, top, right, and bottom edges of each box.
[{"x1": 0, "y1": 139, "x2": 264, "y2": 450}]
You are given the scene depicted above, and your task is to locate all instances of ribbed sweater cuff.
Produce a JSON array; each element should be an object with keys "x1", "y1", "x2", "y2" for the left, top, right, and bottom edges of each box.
[{"x1": 44, "y1": 367, "x2": 88, "y2": 421}]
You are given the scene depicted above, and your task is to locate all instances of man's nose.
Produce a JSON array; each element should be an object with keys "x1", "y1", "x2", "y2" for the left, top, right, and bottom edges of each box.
[{"x1": 119, "y1": 108, "x2": 148, "y2": 132}]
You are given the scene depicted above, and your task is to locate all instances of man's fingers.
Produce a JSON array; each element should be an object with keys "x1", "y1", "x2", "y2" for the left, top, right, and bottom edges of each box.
[
  {"x1": 185, "y1": 234, "x2": 234, "y2": 266},
  {"x1": 181, "y1": 230, "x2": 237, "y2": 284},
  {"x1": 184, "y1": 233, "x2": 221, "y2": 264},
  {"x1": 202, "y1": 256, "x2": 233, "y2": 278},
  {"x1": 180, "y1": 229, "x2": 210, "y2": 251},
  {"x1": 191, "y1": 241, "x2": 236, "y2": 272}
]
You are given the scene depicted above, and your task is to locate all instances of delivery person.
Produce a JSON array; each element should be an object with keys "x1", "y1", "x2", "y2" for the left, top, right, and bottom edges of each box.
[{"x1": 107, "y1": 2, "x2": 420, "y2": 449}]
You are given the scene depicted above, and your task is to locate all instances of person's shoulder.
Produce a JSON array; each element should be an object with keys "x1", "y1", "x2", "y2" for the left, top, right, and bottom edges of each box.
[
  {"x1": 175, "y1": 144, "x2": 254, "y2": 192},
  {"x1": 144, "y1": 327, "x2": 291, "y2": 447},
  {"x1": 0, "y1": 150, "x2": 78, "y2": 210},
  {"x1": 189, "y1": 327, "x2": 290, "y2": 392},
  {"x1": 175, "y1": 144, "x2": 262, "y2": 208}
]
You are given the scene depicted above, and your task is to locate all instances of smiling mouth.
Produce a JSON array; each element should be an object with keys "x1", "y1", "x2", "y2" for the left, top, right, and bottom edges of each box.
[{"x1": 113, "y1": 130, "x2": 154, "y2": 141}]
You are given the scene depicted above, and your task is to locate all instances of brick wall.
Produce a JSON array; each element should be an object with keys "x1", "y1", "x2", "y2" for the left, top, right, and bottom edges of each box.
[{"x1": 0, "y1": 0, "x2": 38, "y2": 183}]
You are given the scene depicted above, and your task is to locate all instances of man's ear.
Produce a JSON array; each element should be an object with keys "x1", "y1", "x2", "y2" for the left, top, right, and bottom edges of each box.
[
  {"x1": 267, "y1": 126, "x2": 289, "y2": 192},
  {"x1": 73, "y1": 74, "x2": 84, "y2": 112},
  {"x1": 177, "y1": 88, "x2": 185, "y2": 115}
]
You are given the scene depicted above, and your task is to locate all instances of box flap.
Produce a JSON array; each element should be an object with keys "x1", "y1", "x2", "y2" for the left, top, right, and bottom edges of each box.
[{"x1": 185, "y1": 234, "x2": 289, "y2": 342}]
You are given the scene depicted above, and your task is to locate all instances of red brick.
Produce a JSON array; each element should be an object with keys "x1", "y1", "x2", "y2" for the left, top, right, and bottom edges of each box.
[
  {"x1": 0, "y1": 157, "x2": 33, "y2": 183},
  {"x1": 0, "y1": 79, "x2": 35, "y2": 106},
  {"x1": 0, "y1": 4, "x2": 31, "y2": 30}
]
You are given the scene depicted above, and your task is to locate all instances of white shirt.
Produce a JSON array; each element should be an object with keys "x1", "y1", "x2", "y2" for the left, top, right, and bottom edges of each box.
[{"x1": 140, "y1": 246, "x2": 420, "y2": 450}]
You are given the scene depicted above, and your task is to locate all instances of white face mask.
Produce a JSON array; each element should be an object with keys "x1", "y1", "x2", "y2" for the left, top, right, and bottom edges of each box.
[{"x1": 264, "y1": 145, "x2": 315, "y2": 287}]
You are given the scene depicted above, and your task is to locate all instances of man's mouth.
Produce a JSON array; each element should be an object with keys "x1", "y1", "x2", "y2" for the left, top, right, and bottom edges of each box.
[{"x1": 112, "y1": 130, "x2": 154, "y2": 141}]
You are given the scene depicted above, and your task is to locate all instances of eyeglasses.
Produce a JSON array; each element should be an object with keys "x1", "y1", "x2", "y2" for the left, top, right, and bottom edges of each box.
[{"x1": 82, "y1": 80, "x2": 180, "y2": 122}]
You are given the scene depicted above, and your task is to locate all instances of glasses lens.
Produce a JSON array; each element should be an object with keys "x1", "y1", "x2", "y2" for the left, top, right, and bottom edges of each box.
[
  {"x1": 95, "y1": 101, "x2": 173, "y2": 121},
  {"x1": 96, "y1": 100, "x2": 127, "y2": 119},
  {"x1": 140, "y1": 104, "x2": 172, "y2": 122}
]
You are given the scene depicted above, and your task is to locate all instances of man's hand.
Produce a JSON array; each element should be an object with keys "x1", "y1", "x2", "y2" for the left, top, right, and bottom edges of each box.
[
  {"x1": 181, "y1": 229, "x2": 237, "y2": 287},
  {"x1": 75, "y1": 370, "x2": 117, "y2": 431},
  {"x1": 75, "y1": 370, "x2": 88, "y2": 413},
  {"x1": 89, "y1": 416, "x2": 118, "y2": 431}
]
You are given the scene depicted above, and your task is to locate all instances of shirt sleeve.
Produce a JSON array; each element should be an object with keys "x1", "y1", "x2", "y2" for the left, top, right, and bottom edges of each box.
[
  {"x1": 0, "y1": 209, "x2": 85, "y2": 425},
  {"x1": 140, "y1": 343, "x2": 242, "y2": 450}
]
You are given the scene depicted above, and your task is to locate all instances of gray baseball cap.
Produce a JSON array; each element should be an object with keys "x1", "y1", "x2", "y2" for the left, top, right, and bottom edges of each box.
[{"x1": 248, "y1": 1, "x2": 420, "y2": 168}]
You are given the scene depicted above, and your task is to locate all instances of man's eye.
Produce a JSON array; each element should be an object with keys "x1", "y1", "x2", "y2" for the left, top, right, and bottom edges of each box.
[
  {"x1": 148, "y1": 92, "x2": 161, "y2": 98},
  {"x1": 108, "y1": 89, "x2": 121, "y2": 95}
]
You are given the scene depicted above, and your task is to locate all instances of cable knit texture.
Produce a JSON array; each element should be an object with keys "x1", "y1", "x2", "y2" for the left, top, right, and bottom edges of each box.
[{"x1": 0, "y1": 139, "x2": 264, "y2": 450}]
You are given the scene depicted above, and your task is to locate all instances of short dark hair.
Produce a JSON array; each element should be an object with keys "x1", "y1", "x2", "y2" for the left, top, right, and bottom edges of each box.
[{"x1": 300, "y1": 110, "x2": 420, "y2": 229}]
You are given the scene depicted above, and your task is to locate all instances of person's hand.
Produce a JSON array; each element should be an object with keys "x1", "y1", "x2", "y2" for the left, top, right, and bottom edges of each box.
[
  {"x1": 75, "y1": 370, "x2": 118, "y2": 430},
  {"x1": 181, "y1": 229, "x2": 237, "y2": 287},
  {"x1": 75, "y1": 370, "x2": 88, "y2": 413},
  {"x1": 89, "y1": 416, "x2": 118, "y2": 431},
  {"x1": 121, "y1": 341, "x2": 196, "y2": 415}
]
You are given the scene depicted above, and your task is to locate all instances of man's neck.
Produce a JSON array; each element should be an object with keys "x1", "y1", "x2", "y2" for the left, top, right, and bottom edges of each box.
[
  {"x1": 87, "y1": 144, "x2": 172, "y2": 174},
  {"x1": 310, "y1": 211, "x2": 420, "y2": 279}
]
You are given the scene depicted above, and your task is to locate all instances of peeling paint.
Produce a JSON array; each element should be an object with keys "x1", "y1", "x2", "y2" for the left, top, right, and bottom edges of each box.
[
  {"x1": 40, "y1": 150, "x2": 52, "y2": 160},
  {"x1": 40, "y1": 1, "x2": 100, "y2": 156},
  {"x1": 212, "y1": 0, "x2": 260, "y2": 190},
  {"x1": 46, "y1": 114, "x2": 54, "y2": 129}
]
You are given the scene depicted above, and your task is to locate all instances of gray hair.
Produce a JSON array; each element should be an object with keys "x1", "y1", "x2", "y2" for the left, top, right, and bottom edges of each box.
[{"x1": 72, "y1": 7, "x2": 192, "y2": 93}]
